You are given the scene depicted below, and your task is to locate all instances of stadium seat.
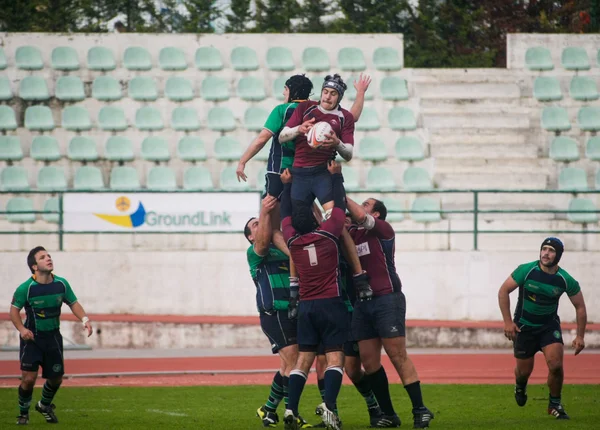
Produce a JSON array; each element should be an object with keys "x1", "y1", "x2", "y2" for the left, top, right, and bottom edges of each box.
[
  {"x1": 25, "y1": 106, "x2": 54, "y2": 131},
  {"x1": 569, "y1": 76, "x2": 599, "y2": 101},
  {"x1": 0, "y1": 106, "x2": 17, "y2": 130},
  {"x1": 366, "y1": 167, "x2": 396, "y2": 191},
  {"x1": 567, "y1": 198, "x2": 598, "y2": 223},
  {"x1": 110, "y1": 166, "x2": 141, "y2": 190},
  {"x1": 123, "y1": 46, "x2": 152, "y2": 71},
  {"x1": 159, "y1": 47, "x2": 187, "y2": 71},
  {"x1": 231, "y1": 46, "x2": 259, "y2": 71},
  {"x1": 338, "y1": 47, "x2": 366, "y2": 71},
  {"x1": 177, "y1": 136, "x2": 207, "y2": 162},
  {"x1": 342, "y1": 166, "x2": 360, "y2": 191},
  {"x1": 411, "y1": 197, "x2": 441, "y2": 223},
  {"x1": 98, "y1": 106, "x2": 127, "y2": 131},
  {"x1": 255, "y1": 167, "x2": 267, "y2": 191},
  {"x1": 373, "y1": 47, "x2": 402, "y2": 71},
  {"x1": 302, "y1": 47, "x2": 330, "y2": 71},
  {"x1": 358, "y1": 136, "x2": 387, "y2": 162},
  {"x1": 0, "y1": 76, "x2": 13, "y2": 101},
  {"x1": 273, "y1": 76, "x2": 287, "y2": 101},
  {"x1": 195, "y1": 46, "x2": 223, "y2": 71},
  {"x1": 87, "y1": 46, "x2": 116, "y2": 71},
  {"x1": 355, "y1": 107, "x2": 380, "y2": 131},
  {"x1": 1, "y1": 166, "x2": 29, "y2": 191},
  {"x1": 585, "y1": 137, "x2": 600, "y2": 161},
  {"x1": 6, "y1": 198, "x2": 35, "y2": 223},
  {"x1": 346, "y1": 75, "x2": 374, "y2": 101},
  {"x1": 255, "y1": 140, "x2": 271, "y2": 162},
  {"x1": 214, "y1": 136, "x2": 243, "y2": 161},
  {"x1": 128, "y1": 76, "x2": 158, "y2": 101},
  {"x1": 558, "y1": 167, "x2": 588, "y2": 191},
  {"x1": 577, "y1": 107, "x2": 600, "y2": 132},
  {"x1": 220, "y1": 166, "x2": 249, "y2": 191},
  {"x1": 183, "y1": 166, "x2": 213, "y2": 190},
  {"x1": 524, "y1": 47, "x2": 553, "y2": 71},
  {"x1": 403, "y1": 167, "x2": 433, "y2": 191},
  {"x1": 385, "y1": 198, "x2": 405, "y2": 222},
  {"x1": 561, "y1": 47, "x2": 590, "y2": 71},
  {"x1": 55, "y1": 76, "x2": 85, "y2": 101},
  {"x1": 92, "y1": 76, "x2": 122, "y2": 101},
  {"x1": 388, "y1": 107, "x2": 417, "y2": 131},
  {"x1": 62, "y1": 106, "x2": 92, "y2": 131},
  {"x1": 207, "y1": 107, "x2": 235, "y2": 132},
  {"x1": 201, "y1": 76, "x2": 229, "y2": 101},
  {"x1": 105, "y1": 136, "x2": 134, "y2": 162},
  {"x1": 51, "y1": 46, "x2": 79, "y2": 71},
  {"x1": 0, "y1": 48, "x2": 6, "y2": 70},
  {"x1": 37, "y1": 166, "x2": 67, "y2": 191},
  {"x1": 596, "y1": 170, "x2": 600, "y2": 190},
  {"x1": 533, "y1": 77, "x2": 562, "y2": 101},
  {"x1": 309, "y1": 74, "x2": 327, "y2": 95},
  {"x1": 19, "y1": 76, "x2": 49, "y2": 101},
  {"x1": 16, "y1": 46, "x2": 43, "y2": 70},
  {"x1": 237, "y1": 76, "x2": 266, "y2": 101},
  {"x1": 147, "y1": 166, "x2": 177, "y2": 190},
  {"x1": 68, "y1": 136, "x2": 98, "y2": 162},
  {"x1": 267, "y1": 47, "x2": 294, "y2": 71},
  {"x1": 0, "y1": 136, "x2": 23, "y2": 161},
  {"x1": 135, "y1": 106, "x2": 163, "y2": 131},
  {"x1": 381, "y1": 77, "x2": 409, "y2": 101},
  {"x1": 42, "y1": 197, "x2": 59, "y2": 223},
  {"x1": 395, "y1": 136, "x2": 425, "y2": 161},
  {"x1": 165, "y1": 76, "x2": 194, "y2": 102},
  {"x1": 244, "y1": 106, "x2": 269, "y2": 132},
  {"x1": 549, "y1": 136, "x2": 579, "y2": 162},
  {"x1": 74, "y1": 166, "x2": 104, "y2": 190},
  {"x1": 541, "y1": 106, "x2": 570, "y2": 132},
  {"x1": 31, "y1": 136, "x2": 61, "y2": 162},
  {"x1": 141, "y1": 136, "x2": 170, "y2": 162},
  {"x1": 171, "y1": 107, "x2": 200, "y2": 131}
]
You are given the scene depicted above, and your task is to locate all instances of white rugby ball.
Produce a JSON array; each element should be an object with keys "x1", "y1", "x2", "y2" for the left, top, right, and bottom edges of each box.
[{"x1": 307, "y1": 121, "x2": 333, "y2": 148}]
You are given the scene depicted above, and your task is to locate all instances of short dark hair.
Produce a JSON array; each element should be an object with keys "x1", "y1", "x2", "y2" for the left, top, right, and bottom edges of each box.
[
  {"x1": 243, "y1": 218, "x2": 255, "y2": 244},
  {"x1": 372, "y1": 199, "x2": 387, "y2": 221},
  {"x1": 285, "y1": 74, "x2": 313, "y2": 101},
  {"x1": 292, "y1": 201, "x2": 319, "y2": 235},
  {"x1": 27, "y1": 246, "x2": 46, "y2": 274}
]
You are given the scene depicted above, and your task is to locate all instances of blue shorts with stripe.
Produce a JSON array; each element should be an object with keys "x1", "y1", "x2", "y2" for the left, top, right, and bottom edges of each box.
[
  {"x1": 260, "y1": 310, "x2": 297, "y2": 354},
  {"x1": 298, "y1": 297, "x2": 350, "y2": 352}
]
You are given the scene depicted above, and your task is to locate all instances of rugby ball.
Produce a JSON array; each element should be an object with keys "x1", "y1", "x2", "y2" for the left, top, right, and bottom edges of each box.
[{"x1": 307, "y1": 121, "x2": 333, "y2": 148}]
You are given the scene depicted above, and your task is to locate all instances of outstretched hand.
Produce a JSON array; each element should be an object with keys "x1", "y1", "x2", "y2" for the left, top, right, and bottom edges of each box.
[{"x1": 354, "y1": 73, "x2": 372, "y2": 94}]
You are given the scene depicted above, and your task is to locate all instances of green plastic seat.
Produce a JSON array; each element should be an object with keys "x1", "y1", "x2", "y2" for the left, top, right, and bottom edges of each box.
[
  {"x1": 585, "y1": 137, "x2": 600, "y2": 161},
  {"x1": 0, "y1": 76, "x2": 13, "y2": 101},
  {"x1": 273, "y1": 76, "x2": 287, "y2": 101},
  {"x1": 255, "y1": 167, "x2": 267, "y2": 191},
  {"x1": 567, "y1": 198, "x2": 598, "y2": 223},
  {"x1": 403, "y1": 167, "x2": 432, "y2": 191},
  {"x1": 92, "y1": 76, "x2": 122, "y2": 101},
  {"x1": 141, "y1": 136, "x2": 170, "y2": 162},
  {"x1": 16, "y1": 46, "x2": 43, "y2": 70},
  {"x1": 68, "y1": 136, "x2": 98, "y2": 161},
  {"x1": 561, "y1": 47, "x2": 590, "y2": 71},
  {"x1": 87, "y1": 46, "x2": 116, "y2": 71},
  {"x1": 0, "y1": 48, "x2": 6, "y2": 70},
  {"x1": 99, "y1": 106, "x2": 127, "y2": 131},
  {"x1": 74, "y1": 166, "x2": 104, "y2": 190},
  {"x1": 135, "y1": 106, "x2": 163, "y2": 131},
  {"x1": 214, "y1": 136, "x2": 243, "y2": 161},
  {"x1": 569, "y1": 76, "x2": 599, "y2": 101},
  {"x1": 345, "y1": 75, "x2": 374, "y2": 101},
  {"x1": 237, "y1": 76, "x2": 266, "y2": 101},
  {"x1": 373, "y1": 47, "x2": 402, "y2": 71},
  {"x1": 595, "y1": 170, "x2": 600, "y2": 190},
  {"x1": 533, "y1": 77, "x2": 562, "y2": 101},
  {"x1": 309, "y1": 74, "x2": 327, "y2": 95},
  {"x1": 165, "y1": 76, "x2": 194, "y2": 102},
  {"x1": 366, "y1": 167, "x2": 396, "y2": 191},
  {"x1": 231, "y1": 46, "x2": 259, "y2": 71},
  {"x1": 355, "y1": 107, "x2": 380, "y2": 131},
  {"x1": 558, "y1": 167, "x2": 588, "y2": 191},
  {"x1": 267, "y1": 47, "x2": 294, "y2": 71},
  {"x1": 51, "y1": 46, "x2": 79, "y2": 71},
  {"x1": 31, "y1": 136, "x2": 61, "y2": 161},
  {"x1": 147, "y1": 166, "x2": 177, "y2": 190},
  {"x1": 6, "y1": 198, "x2": 36, "y2": 223},
  {"x1": 220, "y1": 166, "x2": 249, "y2": 191},
  {"x1": 25, "y1": 106, "x2": 54, "y2": 131},
  {"x1": 177, "y1": 136, "x2": 207, "y2": 162},
  {"x1": 541, "y1": 107, "x2": 570, "y2": 132},
  {"x1": 244, "y1": 106, "x2": 269, "y2": 132},
  {"x1": 0, "y1": 136, "x2": 23, "y2": 161},
  {"x1": 411, "y1": 197, "x2": 441, "y2": 223},
  {"x1": 338, "y1": 47, "x2": 366, "y2": 71},
  {"x1": 255, "y1": 140, "x2": 271, "y2": 162},
  {"x1": 342, "y1": 166, "x2": 360, "y2": 191},
  {"x1": 549, "y1": 136, "x2": 579, "y2": 162},
  {"x1": 358, "y1": 136, "x2": 387, "y2": 162},
  {"x1": 183, "y1": 166, "x2": 213, "y2": 190},
  {"x1": 0, "y1": 106, "x2": 17, "y2": 130},
  {"x1": 207, "y1": 107, "x2": 235, "y2": 132},
  {"x1": 577, "y1": 107, "x2": 600, "y2": 131},
  {"x1": 159, "y1": 47, "x2": 187, "y2": 71},
  {"x1": 42, "y1": 197, "x2": 59, "y2": 223},
  {"x1": 62, "y1": 106, "x2": 92, "y2": 131},
  {"x1": 128, "y1": 76, "x2": 157, "y2": 101},
  {"x1": 171, "y1": 107, "x2": 200, "y2": 131},
  {"x1": 395, "y1": 136, "x2": 425, "y2": 161},
  {"x1": 381, "y1": 77, "x2": 408, "y2": 101},
  {"x1": 385, "y1": 198, "x2": 405, "y2": 222},
  {"x1": 302, "y1": 47, "x2": 330, "y2": 71},
  {"x1": 110, "y1": 166, "x2": 141, "y2": 190},
  {"x1": 1, "y1": 166, "x2": 29, "y2": 191},
  {"x1": 123, "y1": 46, "x2": 152, "y2": 71},
  {"x1": 105, "y1": 136, "x2": 134, "y2": 162},
  {"x1": 19, "y1": 76, "x2": 49, "y2": 101},
  {"x1": 525, "y1": 47, "x2": 553, "y2": 71},
  {"x1": 37, "y1": 166, "x2": 67, "y2": 191},
  {"x1": 55, "y1": 76, "x2": 85, "y2": 101},
  {"x1": 195, "y1": 46, "x2": 223, "y2": 71},
  {"x1": 201, "y1": 76, "x2": 229, "y2": 101},
  {"x1": 389, "y1": 107, "x2": 417, "y2": 131}
]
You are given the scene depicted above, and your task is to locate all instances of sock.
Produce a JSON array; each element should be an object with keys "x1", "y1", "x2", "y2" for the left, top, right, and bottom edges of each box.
[
  {"x1": 318, "y1": 378, "x2": 326, "y2": 402},
  {"x1": 282, "y1": 376, "x2": 290, "y2": 410},
  {"x1": 365, "y1": 366, "x2": 396, "y2": 416},
  {"x1": 404, "y1": 381, "x2": 424, "y2": 410},
  {"x1": 324, "y1": 366, "x2": 344, "y2": 413},
  {"x1": 353, "y1": 372, "x2": 379, "y2": 409},
  {"x1": 41, "y1": 380, "x2": 61, "y2": 407},
  {"x1": 265, "y1": 371, "x2": 285, "y2": 413},
  {"x1": 288, "y1": 370, "x2": 308, "y2": 415},
  {"x1": 549, "y1": 395, "x2": 561, "y2": 406},
  {"x1": 18, "y1": 386, "x2": 33, "y2": 415},
  {"x1": 515, "y1": 375, "x2": 528, "y2": 390}
]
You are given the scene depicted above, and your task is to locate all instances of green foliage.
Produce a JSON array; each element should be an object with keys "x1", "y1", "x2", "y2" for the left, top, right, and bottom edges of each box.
[
  {"x1": 225, "y1": 0, "x2": 252, "y2": 33},
  {"x1": 253, "y1": 0, "x2": 299, "y2": 33}
]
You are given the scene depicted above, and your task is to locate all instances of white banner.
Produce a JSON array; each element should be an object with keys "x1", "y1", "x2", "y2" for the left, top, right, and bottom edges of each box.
[{"x1": 63, "y1": 193, "x2": 261, "y2": 232}]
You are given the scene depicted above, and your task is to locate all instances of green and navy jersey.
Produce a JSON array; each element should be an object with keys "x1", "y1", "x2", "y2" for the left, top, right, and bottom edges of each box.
[
  {"x1": 263, "y1": 102, "x2": 298, "y2": 173},
  {"x1": 511, "y1": 261, "x2": 581, "y2": 330},
  {"x1": 247, "y1": 244, "x2": 291, "y2": 313},
  {"x1": 11, "y1": 275, "x2": 78, "y2": 334},
  {"x1": 339, "y1": 254, "x2": 354, "y2": 312}
]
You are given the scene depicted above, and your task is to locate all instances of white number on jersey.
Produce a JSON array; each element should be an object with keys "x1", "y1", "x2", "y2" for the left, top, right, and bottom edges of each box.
[{"x1": 303, "y1": 244, "x2": 319, "y2": 266}]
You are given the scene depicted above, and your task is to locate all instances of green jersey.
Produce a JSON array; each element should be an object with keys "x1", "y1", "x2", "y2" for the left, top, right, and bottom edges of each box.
[
  {"x1": 11, "y1": 275, "x2": 78, "y2": 334},
  {"x1": 264, "y1": 102, "x2": 298, "y2": 172},
  {"x1": 511, "y1": 261, "x2": 580, "y2": 329},
  {"x1": 247, "y1": 244, "x2": 291, "y2": 312}
]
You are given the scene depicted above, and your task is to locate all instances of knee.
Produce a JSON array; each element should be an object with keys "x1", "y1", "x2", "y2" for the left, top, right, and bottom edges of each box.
[
  {"x1": 386, "y1": 345, "x2": 408, "y2": 366},
  {"x1": 547, "y1": 359, "x2": 563, "y2": 374},
  {"x1": 21, "y1": 375, "x2": 36, "y2": 389},
  {"x1": 345, "y1": 362, "x2": 363, "y2": 383}
]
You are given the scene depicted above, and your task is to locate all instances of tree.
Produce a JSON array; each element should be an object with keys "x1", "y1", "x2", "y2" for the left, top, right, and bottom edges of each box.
[
  {"x1": 331, "y1": 0, "x2": 411, "y2": 33},
  {"x1": 178, "y1": 0, "x2": 221, "y2": 33},
  {"x1": 225, "y1": 0, "x2": 253, "y2": 32},
  {"x1": 253, "y1": 0, "x2": 300, "y2": 33},
  {"x1": 295, "y1": 0, "x2": 331, "y2": 33}
]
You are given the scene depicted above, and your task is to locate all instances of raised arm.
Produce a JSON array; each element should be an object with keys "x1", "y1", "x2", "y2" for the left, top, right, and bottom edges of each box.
[
  {"x1": 498, "y1": 276, "x2": 520, "y2": 341},
  {"x1": 254, "y1": 195, "x2": 278, "y2": 256},
  {"x1": 236, "y1": 129, "x2": 274, "y2": 182},
  {"x1": 349, "y1": 73, "x2": 372, "y2": 122},
  {"x1": 346, "y1": 196, "x2": 367, "y2": 225},
  {"x1": 569, "y1": 291, "x2": 587, "y2": 355},
  {"x1": 280, "y1": 169, "x2": 296, "y2": 241},
  {"x1": 272, "y1": 229, "x2": 290, "y2": 257}
]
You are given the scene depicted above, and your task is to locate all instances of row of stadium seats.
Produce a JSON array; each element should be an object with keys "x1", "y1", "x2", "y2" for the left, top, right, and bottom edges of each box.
[
  {"x1": 0, "y1": 45, "x2": 402, "y2": 72},
  {"x1": 533, "y1": 76, "x2": 599, "y2": 101},
  {"x1": 548, "y1": 136, "x2": 600, "y2": 162},
  {"x1": 526, "y1": 46, "x2": 600, "y2": 71},
  {"x1": 540, "y1": 106, "x2": 600, "y2": 132}
]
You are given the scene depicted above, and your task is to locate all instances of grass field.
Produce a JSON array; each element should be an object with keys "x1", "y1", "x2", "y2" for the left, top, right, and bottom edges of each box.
[{"x1": 1, "y1": 384, "x2": 599, "y2": 429}]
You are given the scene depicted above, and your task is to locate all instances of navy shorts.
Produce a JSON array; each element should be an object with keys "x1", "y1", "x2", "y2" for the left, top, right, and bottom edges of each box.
[
  {"x1": 317, "y1": 341, "x2": 358, "y2": 357},
  {"x1": 260, "y1": 310, "x2": 298, "y2": 354},
  {"x1": 291, "y1": 165, "x2": 333, "y2": 206},
  {"x1": 352, "y1": 292, "x2": 407, "y2": 341},
  {"x1": 298, "y1": 297, "x2": 350, "y2": 352},
  {"x1": 20, "y1": 331, "x2": 64, "y2": 379},
  {"x1": 513, "y1": 318, "x2": 563, "y2": 359},
  {"x1": 264, "y1": 172, "x2": 284, "y2": 200}
]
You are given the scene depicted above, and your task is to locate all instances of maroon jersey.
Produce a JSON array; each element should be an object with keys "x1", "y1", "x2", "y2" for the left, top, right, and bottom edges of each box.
[
  {"x1": 286, "y1": 100, "x2": 355, "y2": 168},
  {"x1": 347, "y1": 218, "x2": 402, "y2": 296},
  {"x1": 283, "y1": 208, "x2": 345, "y2": 300}
]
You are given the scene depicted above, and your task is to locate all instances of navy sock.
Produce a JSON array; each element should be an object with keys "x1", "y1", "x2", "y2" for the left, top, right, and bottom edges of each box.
[
  {"x1": 18, "y1": 386, "x2": 33, "y2": 415},
  {"x1": 324, "y1": 366, "x2": 344, "y2": 413},
  {"x1": 353, "y1": 372, "x2": 379, "y2": 408},
  {"x1": 41, "y1": 380, "x2": 61, "y2": 407},
  {"x1": 365, "y1": 366, "x2": 395, "y2": 416},
  {"x1": 404, "y1": 380, "x2": 424, "y2": 410},
  {"x1": 265, "y1": 371, "x2": 285, "y2": 413},
  {"x1": 318, "y1": 378, "x2": 326, "y2": 402},
  {"x1": 549, "y1": 395, "x2": 561, "y2": 406},
  {"x1": 282, "y1": 375, "x2": 290, "y2": 410},
  {"x1": 287, "y1": 370, "x2": 308, "y2": 415}
]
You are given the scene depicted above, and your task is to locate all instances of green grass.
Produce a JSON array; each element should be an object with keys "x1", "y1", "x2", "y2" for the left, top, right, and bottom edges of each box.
[{"x1": 1, "y1": 384, "x2": 599, "y2": 429}]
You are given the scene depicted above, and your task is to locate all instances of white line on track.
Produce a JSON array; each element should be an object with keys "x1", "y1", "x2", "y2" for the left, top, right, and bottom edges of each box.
[{"x1": 146, "y1": 409, "x2": 188, "y2": 417}]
